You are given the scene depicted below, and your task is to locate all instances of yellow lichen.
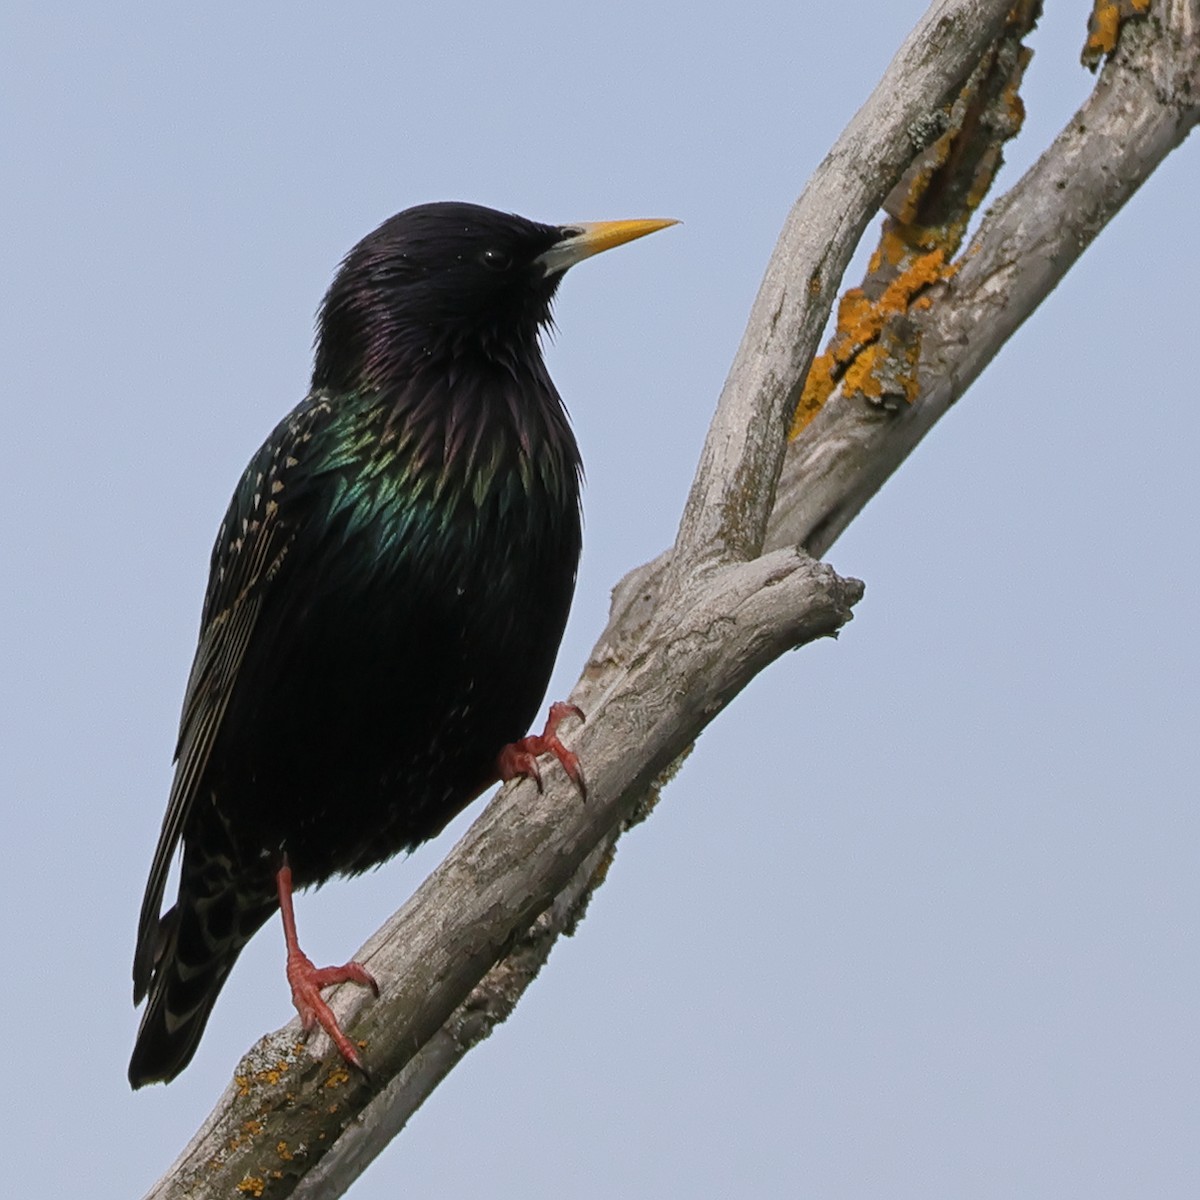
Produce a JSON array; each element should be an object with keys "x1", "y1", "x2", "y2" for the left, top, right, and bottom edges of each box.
[
  {"x1": 234, "y1": 1054, "x2": 295, "y2": 1098},
  {"x1": 236, "y1": 1177, "x2": 266, "y2": 1198},
  {"x1": 841, "y1": 344, "x2": 885, "y2": 403},
  {"x1": 875, "y1": 249, "x2": 950, "y2": 324},
  {"x1": 790, "y1": 352, "x2": 837, "y2": 438},
  {"x1": 276, "y1": 1141, "x2": 293, "y2": 1162},
  {"x1": 1084, "y1": 3, "x2": 1121, "y2": 59},
  {"x1": 879, "y1": 224, "x2": 913, "y2": 268},
  {"x1": 1082, "y1": 0, "x2": 1151, "y2": 68},
  {"x1": 324, "y1": 1067, "x2": 351, "y2": 1089},
  {"x1": 792, "y1": 245, "x2": 954, "y2": 431},
  {"x1": 791, "y1": 0, "x2": 1038, "y2": 437}
]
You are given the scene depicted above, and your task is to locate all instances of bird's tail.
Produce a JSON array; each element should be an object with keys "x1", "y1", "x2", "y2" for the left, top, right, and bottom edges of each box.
[{"x1": 128, "y1": 889, "x2": 276, "y2": 1088}]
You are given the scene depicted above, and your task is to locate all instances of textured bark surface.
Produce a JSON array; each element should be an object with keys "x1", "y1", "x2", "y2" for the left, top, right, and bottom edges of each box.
[
  {"x1": 665, "y1": 0, "x2": 1016, "y2": 583},
  {"x1": 145, "y1": 2, "x2": 1200, "y2": 1196},
  {"x1": 768, "y1": 0, "x2": 1200, "y2": 558}
]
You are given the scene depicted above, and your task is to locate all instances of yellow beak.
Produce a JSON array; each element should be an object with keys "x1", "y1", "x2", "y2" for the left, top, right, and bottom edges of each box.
[{"x1": 537, "y1": 217, "x2": 679, "y2": 275}]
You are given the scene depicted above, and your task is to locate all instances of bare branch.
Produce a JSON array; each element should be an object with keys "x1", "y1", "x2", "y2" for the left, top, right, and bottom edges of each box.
[
  {"x1": 289, "y1": 833, "x2": 617, "y2": 1199},
  {"x1": 146, "y1": 550, "x2": 862, "y2": 1199},
  {"x1": 666, "y1": 0, "x2": 1016, "y2": 586},
  {"x1": 767, "y1": 0, "x2": 1200, "y2": 556}
]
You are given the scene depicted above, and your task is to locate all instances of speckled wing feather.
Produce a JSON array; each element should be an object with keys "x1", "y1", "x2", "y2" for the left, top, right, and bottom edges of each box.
[{"x1": 132, "y1": 395, "x2": 333, "y2": 1001}]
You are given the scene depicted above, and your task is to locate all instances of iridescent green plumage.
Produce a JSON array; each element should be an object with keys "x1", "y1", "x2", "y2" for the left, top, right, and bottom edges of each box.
[{"x1": 129, "y1": 202, "x2": 674, "y2": 1086}]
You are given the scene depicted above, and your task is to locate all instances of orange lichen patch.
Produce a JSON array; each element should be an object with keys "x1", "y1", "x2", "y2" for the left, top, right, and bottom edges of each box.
[
  {"x1": 227, "y1": 1119, "x2": 266, "y2": 1155},
  {"x1": 1082, "y1": 0, "x2": 1151, "y2": 69},
  {"x1": 324, "y1": 1066, "x2": 352, "y2": 1089},
  {"x1": 791, "y1": 3, "x2": 1039, "y2": 438},
  {"x1": 790, "y1": 244, "x2": 954, "y2": 436},
  {"x1": 234, "y1": 1058, "x2": 294, "y2": 1097},
  {"x1": 847, "y1": 248, "x2": 951, "y2": 348},
  {"x1": 840, "y1": 344, "x2": 887, "y2": 404},
  {"x1": 1085, "y1": 4, "x2": 1123, "y2": 61},
  {"x1": 841, "y1": 331, "x2": 923, "y2": 409},
  {"x1": 236, "y1": 1177, "x2": 266, "y2": 1198},
  {"x1": 276, "y1": 1141, "x2": 294, "y2": 1162},
  {"x1": 790, "y1": 352, "x2": 837, "y2": 439},
  {"x1": 886, "y1": 130, "x2": 955, "y2": 230}
]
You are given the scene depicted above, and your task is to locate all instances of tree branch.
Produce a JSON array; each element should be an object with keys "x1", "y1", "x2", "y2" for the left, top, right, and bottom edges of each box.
[
  {"x1": 666, "y1": 0, "x2": 1016, "y2": 587},
  {"x1": 149, "y1": 550, "x2": 862, "y2": 1200},
  {"x1": 145, "y1": 2, "x2": 1200, "y2": 1196},
  {"x1": 767, "y1": 0, "x2": 1200, "y2": 556}
]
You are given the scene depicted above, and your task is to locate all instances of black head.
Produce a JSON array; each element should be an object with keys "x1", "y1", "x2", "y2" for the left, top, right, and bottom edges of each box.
[{"x1": 312, "y1": 202, "x2": 676, "y2": 392}]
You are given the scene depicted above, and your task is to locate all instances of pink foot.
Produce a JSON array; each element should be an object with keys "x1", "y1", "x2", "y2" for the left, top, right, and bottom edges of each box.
[
  {"x1": 276, "y1": 860, "x2": 379, "y2": 1073},
  {"x1": 497, "y1": 701, "x2": 587, "y2": 799},
  {"x1": 286, "y1": 948, "x2": 379, "y2": 1072}
]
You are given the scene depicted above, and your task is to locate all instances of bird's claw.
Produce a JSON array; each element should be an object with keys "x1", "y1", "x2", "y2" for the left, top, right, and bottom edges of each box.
[
  {"x1": 287, "y1": 949, "x2": 379, "y2": 1072},
  {"x1": 498, "y1": 700, "x2": 587, "y2": 800}
]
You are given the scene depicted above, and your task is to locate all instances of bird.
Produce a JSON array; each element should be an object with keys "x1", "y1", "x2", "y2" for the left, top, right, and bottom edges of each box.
[{"x1": 129, "y1": 201, "x2": 676, "y2": 1087}]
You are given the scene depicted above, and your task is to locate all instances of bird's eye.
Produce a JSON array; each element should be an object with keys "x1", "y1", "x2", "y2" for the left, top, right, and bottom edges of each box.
[{"x1": 479, "y1": 247, "x2": 512, "y2": 271}]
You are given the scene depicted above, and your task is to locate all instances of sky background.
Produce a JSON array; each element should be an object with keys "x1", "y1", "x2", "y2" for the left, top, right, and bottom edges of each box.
[{"x1": 3, "y1": 2, "x2": 1198, "y2": 1197}]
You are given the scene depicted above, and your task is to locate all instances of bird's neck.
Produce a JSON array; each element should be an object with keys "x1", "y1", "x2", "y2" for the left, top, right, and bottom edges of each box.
[
  {"x1": 316, "y1": 349, "x2": 581, "y2": 533},
  {"x1": 313, "y1": 303, "x2": 545, "y2": 397},
  {"x1": 395, "y1": 352, "x2": 579, "y2": 501}
]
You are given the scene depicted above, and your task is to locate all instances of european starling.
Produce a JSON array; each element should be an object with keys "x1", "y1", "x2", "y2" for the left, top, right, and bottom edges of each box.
[{"x1": 129, "y1": 202, "x2": 676, "y2": 1087}]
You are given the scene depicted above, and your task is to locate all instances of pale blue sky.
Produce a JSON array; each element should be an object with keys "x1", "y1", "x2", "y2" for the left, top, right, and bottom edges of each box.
[{"x1": 3, "y1": 3, "x2": 1198, "y2": 1197}]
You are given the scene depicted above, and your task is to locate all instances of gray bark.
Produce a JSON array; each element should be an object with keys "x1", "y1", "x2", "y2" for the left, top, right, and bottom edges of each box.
[
  {"x1": 767, "y1": 0, "x2": 1200, "y2": 558},
  {"x1": 666, "y1": 0, "x2": 1016, "y2": 583}
]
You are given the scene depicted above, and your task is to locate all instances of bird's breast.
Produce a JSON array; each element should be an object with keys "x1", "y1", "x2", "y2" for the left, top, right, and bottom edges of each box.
[{"x1": 319, "y1": 374, "x2": 581, "y2": 580}]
